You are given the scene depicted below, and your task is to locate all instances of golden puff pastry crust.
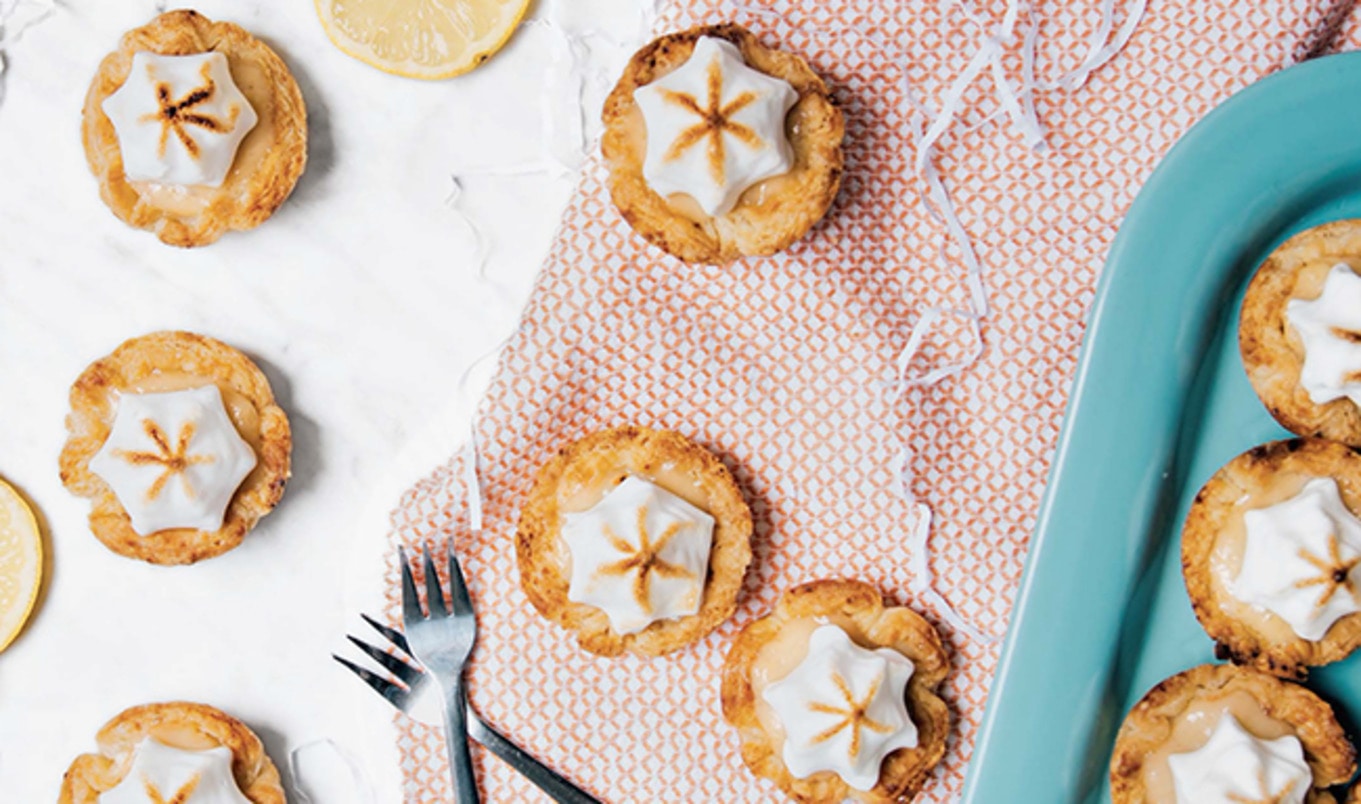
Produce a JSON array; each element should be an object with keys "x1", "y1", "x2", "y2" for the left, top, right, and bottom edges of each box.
[
  {"x1": 82, "y1": 10, "x2": 307, "y2": 247},
  {"x1": 1109, "y1": 663, "x2": 1353, "y2": 804},
  {"x1": 59, "y1": 331, "x2": 291, "y2": 565},
  {"x1": 1182, "y1": 438, "x2": 1361, "y2": 678},
  {"x1": 59, "y1": 701, "x2": 285, "y2": 804},
  {"x1": 721, "y1": 579, "x2": 950, "y2": 803},
  {"x1": 1241, "y1": 220, "x2": 1361, "y2": 445},
  {"x1": 516, "y1": 425, "x2": 753, "y2": 657},
  {"x1": 601, "y1": 23, "x2": 844, "y2": 264}
]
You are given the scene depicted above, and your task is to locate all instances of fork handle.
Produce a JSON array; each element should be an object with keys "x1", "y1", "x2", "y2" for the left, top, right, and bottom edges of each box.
[
  {"x1": 442, "y1": 679, "x2": 481, "y2": 804},
  {"x1": 468, "y1": 713, "x2": 601, "y2": 804}
]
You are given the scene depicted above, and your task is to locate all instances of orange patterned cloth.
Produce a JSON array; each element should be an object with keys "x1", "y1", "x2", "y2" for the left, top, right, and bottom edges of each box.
[{"x1": 384, "y1": 2, "x2": 1348, "y2": 800}]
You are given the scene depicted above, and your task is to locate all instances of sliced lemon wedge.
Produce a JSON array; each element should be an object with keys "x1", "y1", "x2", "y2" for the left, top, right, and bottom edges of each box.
[
  {"x1": 0, "y1": 477, "x2": 41, "y2": 653},
  {"x1": 316, "y1": 0, "x2": 531, "y2": 80}
]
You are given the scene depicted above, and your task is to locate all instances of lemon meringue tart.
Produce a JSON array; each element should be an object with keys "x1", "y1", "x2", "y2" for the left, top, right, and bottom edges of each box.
[
  {"x1": 60, "y1": 331, "x2": 291, "y2": 565},
  {"x1": 59, "y1": 701, "x2": 285, "y2": 804},
  {"x1": 721, "y1": 579, "x2": 950, "y2": 803},
  {"x1": 516, "y1": 426, "x2": 753, "y2": 657},
  {"x1": 1182, "y1": 438, "x2": 1361, "y2": 678},
  {"x1": 601, "y1": 23, "x2": 844, "y2": 264},
  {"x1": 82, "y1": 10, "x2": 307, "y2": 247},
  {"x1": 1109, "y1": 663, "x2": 1354, "y2": 803},
  {"x1": 1241, "y1": 220, "x2": 1361, "y2": 446}
]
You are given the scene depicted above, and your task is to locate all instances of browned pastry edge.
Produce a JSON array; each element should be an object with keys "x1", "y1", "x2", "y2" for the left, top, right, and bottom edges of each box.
[
  {"x1": 515, "y1": 425, "x2": 753, "y2": 656},
  {"x1": 720, "y1": 579, "x2": 951, "y2": 803},
  {"x1": 59, "y1": 330, "x2": 291, "y2": 565},
  {"x1": 1182, "y1": 438, "x2": 1361, "y2": 678},
  {"x1": 1241, "y1": 220, "x2": 1361, "y2": 445},
  {"x1": 601, "y1": 23, "x2": 845, "y2": 264},
  {"x1": 59, "y1": 701, "x2": 285, "y2": 803},
  {"x1": 81, "y1": 9, "x2": 307, "y2": 247},
  {"x1": 1109, "y1": 663, "x2": 1353, "y2": 804}
]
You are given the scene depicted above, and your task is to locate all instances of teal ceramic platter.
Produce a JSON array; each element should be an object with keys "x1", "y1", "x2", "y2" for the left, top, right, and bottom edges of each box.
[{"x1": 962, "y1": 52, "x2": 1361, "y2": 803}]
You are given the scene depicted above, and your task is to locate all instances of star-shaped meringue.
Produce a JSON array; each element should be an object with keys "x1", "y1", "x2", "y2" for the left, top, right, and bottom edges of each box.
[
  {"x1": 102, "y1": 52, "x2": 258, "y2": 187},
  {"x1": 98, "y1": 738, "x2": 252, "y2": 804},
  {"x1": 634, "y1": 36, "x2": 797, "y2": 216},
  {"x1": 562, "y1": 476, "x2": 714, "y2": 634},
  {"x1": 90, "y1": 386, "x2": 256, "y2": 536},
  {"x1": 1285, "y1": 263, "x2": 1361, "y2": 408},
  {"x1": 1166, "y1": 714, "x2": 1311, "y2": 804},
  {"x1": 1233, "y1": 477, "x2": 1361, "y2": 640},
  {"x1": 762, "y1": 624, "x2": 917, "y2": 792}
]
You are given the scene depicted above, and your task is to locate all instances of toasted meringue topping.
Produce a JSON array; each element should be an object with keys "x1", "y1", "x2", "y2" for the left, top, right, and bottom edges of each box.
[
  {"x1": 102, "y1": 52, "x2": 258, "y2": 188},
  {"x1": 562, "y1": 475, "x2": 714, "y2": 634},
  {"x1": 1232, "y1": 476, "x2": 1361, "y2": 640},
  {"x1": 761, "y1": 624, "x2": 917, "y2": 791},
  {"x1": 89, "y1": 386, "x2": 257, "y2": 536},
  {"x1": 1166, "y1": 714, "x2": 1310, "y2": 804},
  {"x1": 634, "y1": 36, "x2": 797, "y2": 217},
  {"x1": 1286, "y1": 263, "x2": 1361, "y2": 408},
  {"x1": 98, "y1": 738, "x2": 252, "y2": 804}
]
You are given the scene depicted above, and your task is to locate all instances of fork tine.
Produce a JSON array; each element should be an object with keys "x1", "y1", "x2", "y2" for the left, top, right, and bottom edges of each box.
[
  {"x1": 446, "y1": 540, "x2": 474, "y2": 617},
  {"x1": 421, "y1": 543, "x2": 448, "y2": 618},
  {"x1": 333, "y1": 654, "x2": 412, "y2": 710},
  {"x1": 361, "y1": 612, "x2": 415, "y2": 659},
  {"x1": 346, "y1": 635, "x2": 424, "y2": 687},
  {"x1": 398, "y1": 546, "x2": 424, "y2": 624}
]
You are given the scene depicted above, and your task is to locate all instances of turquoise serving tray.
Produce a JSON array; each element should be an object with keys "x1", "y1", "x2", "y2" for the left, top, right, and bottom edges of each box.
[{"x1": 962, "y1": 52, "x2": 1361, "y2": 803}]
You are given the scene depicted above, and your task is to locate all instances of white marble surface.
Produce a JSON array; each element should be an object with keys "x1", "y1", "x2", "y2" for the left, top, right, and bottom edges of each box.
[{"x1": 0, "y1": 0, "x2": 643, "y2": 800}]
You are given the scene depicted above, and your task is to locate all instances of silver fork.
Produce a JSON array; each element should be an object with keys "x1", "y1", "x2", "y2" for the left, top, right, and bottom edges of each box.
[
  {"x1": 399, "y1": 543, "x2": 479, "y2": 803},
  {"x1": 334, "y1": 617, "x2": 600, "y2": 804},
  {"x1": 333, "y1": 545, "x2": 600, "y2": 804}
]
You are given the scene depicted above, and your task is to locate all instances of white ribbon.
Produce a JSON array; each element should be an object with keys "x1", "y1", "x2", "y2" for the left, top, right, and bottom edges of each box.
[
  {"x1": 727, "y1": 3, "x2": 781, "y2": 21},
  {"x1": 443, "y1": 175, "x2": 492, "y2": 279},
  {"x1": 896, "y1": 80, "x2": 992, "y2": 395},
  {"x1": 462, "y1": 433, "x2": 484, "y2": 534},
  {"x1": 1049, "y1": 0, "x2": 1149, "y2": 92},
  {"x1": 898, "y1": 449, "x2": 1000, "y2": 644},
  {"x1": 901, "y1": 0, "x2": 1150, "y2": 389},
  {"x1": 453, "y1": 337, "x2": 511, "y2": 534},
  {"x1": 895, "y1": 1, "x2": 1145, "y2": 642},
  {"x1": 1017, "y1": 5, "x2": 1045, "y2": 149}
]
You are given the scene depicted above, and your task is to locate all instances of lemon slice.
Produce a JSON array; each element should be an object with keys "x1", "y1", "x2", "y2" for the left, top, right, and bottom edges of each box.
[
  {"x1": 0, "y1": 478, "x2": 42, "y2": 653},
  {"x1": 316, "y1": 0, "x2": 531, "y2": 80}
]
